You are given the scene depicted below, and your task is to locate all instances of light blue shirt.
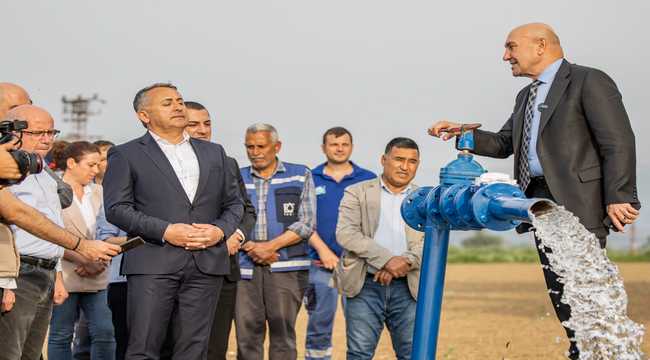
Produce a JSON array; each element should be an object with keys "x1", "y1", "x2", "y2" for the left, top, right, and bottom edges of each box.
[
  {"x1": 96, "y1": 204, "x2": 127, "y2": 283},
  {"x1": 10, "y1": 172, "x2": 64, "y2": 263},
  {"x1": 527, "y1": 58, "x2": 564, "y2": 176}
]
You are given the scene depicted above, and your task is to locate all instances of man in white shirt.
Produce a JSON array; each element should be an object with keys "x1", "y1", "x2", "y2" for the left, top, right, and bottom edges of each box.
[
  {"x1": 0, "y1": 105, "x2": 119, "y2": 360},
  {"x1": 334, "y1": 137, "x2": 424, "y2": 360},
  {"x1": 103, "y1": 83, "x2": 243, "y2": 359}
]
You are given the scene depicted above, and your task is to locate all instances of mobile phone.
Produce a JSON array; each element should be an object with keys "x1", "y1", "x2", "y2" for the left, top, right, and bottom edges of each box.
[{"x1": 121, "y1": 236, "x2": 145, "y2": 253}]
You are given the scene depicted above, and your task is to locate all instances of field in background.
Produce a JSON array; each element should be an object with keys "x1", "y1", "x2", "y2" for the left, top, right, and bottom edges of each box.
[{"x1": 225, "y1": 263, "x2": 649, "y2": 359}]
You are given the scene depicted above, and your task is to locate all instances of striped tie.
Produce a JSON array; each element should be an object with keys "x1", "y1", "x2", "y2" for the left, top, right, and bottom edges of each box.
[{"x1": 518, "y1": 80, "x2": 542, "y2": 191}]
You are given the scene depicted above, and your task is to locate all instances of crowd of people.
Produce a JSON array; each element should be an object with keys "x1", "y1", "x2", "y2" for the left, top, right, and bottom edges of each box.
[{"x1": 0, "y1": 22, "x2": 640, "y2": 360}]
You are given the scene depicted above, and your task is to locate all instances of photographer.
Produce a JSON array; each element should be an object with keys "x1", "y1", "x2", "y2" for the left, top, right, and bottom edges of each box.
[{"x1": 0, "y1": 105, "x2": 120, "y2": 360}]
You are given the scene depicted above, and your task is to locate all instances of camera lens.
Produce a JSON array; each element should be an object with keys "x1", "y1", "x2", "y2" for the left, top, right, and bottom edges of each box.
[{"x1": 13, "y1": 150, "x2": 43, "y2": 176}]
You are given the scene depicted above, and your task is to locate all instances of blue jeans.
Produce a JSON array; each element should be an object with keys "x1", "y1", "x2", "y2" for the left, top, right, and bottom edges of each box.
[
  {"x1": 304, "y1": 265, "x2": 342, "y2": 360},
  {"x1": 344, "y1": 275, "x2": 416, "y2": 360},
  {"x1": 48, "y1": 290, "x2": 116, "y2": 360}
]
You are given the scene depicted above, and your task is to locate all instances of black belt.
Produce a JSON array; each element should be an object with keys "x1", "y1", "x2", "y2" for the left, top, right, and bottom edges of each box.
[{"x1": 20, "y1": 255, "x2": 57, "y2": 270}]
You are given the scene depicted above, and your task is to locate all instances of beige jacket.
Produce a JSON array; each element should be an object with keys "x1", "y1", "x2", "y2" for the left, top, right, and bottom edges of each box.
[
  {"x1": 0, "y1": 222, "x2": 19, "y2": 279},
  {"x1": 61, "y1": 185, "x2": 108, "y2": 293},
  {"x1": 332, "y1": 178, "x2": 424, "y2": 299}
]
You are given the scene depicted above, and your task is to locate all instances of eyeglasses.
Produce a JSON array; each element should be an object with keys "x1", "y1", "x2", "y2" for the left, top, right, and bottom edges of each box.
[{"x1": 21, "y1": 129, "x2": 61, "y2": 139}]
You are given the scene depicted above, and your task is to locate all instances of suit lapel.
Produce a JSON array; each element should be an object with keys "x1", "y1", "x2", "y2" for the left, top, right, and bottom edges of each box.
[
  {"x1": 366, "y1": 179, "x2": 381, "y2": 237},
  {"x1": 190, "y1": 138, "x2": 211, "y2": 205},
  {"x1": 139, "y1": 133, "x2": 190, "y2": 204},
  {"x1": 537, "y1": 60, "x2": 571, "y2": 137},
  {"x1": 512, "y1": 84, "x2": 530, "y2": 159},
  {"x1": 67, "y1": 198, "x2": 90, "y2": 238}
]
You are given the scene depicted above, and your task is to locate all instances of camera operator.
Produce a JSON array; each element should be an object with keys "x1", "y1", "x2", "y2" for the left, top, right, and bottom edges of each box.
[{"x1": 0, "y1": 104, "x2": 120, "y2": 360}]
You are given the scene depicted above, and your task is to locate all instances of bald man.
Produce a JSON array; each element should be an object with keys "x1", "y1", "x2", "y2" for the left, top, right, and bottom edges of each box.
[
  {"x1": 429, "y1": 23, "x2": 639, "y2": 359},
  {"x1": 0, "y1": 83, "x2": 32, "y2": 120},
  {"x1": 0, "y1": 105, "x2": 119, "y2": 360}
]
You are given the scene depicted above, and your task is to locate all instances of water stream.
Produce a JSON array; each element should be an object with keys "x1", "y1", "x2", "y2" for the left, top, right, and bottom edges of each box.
[{"x1": 531, "y1": 205, "x2": 645, "y2": 359}]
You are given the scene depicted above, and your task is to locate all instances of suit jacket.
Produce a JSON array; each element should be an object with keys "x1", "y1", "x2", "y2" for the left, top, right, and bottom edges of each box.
[
  {"x1": 473, "y1": 60, "x2": 640, "y2": 238},
  {"x1": 103, "y1": 132, "x2": 244, "y2": 276},
  {"x1": 224, "y1": 156, "x2": 257, "y2": 282},
  {"x1": 332, "y1": 178, "x2": 424, "y2": 299},
  {"x1": 61, "y1": 184, "x2": 108, "y2": 292}
]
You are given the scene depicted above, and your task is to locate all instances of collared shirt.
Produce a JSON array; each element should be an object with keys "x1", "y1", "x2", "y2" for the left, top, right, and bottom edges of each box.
[
  {"x1": 310, "y1": 162, "x2": 376, "y2": 259},
  {"x1": 373, "y1": 179, "x2": 411, "y2": 260},
  {"x1": 149, "y1": 131, "x2": 200, "y2": 202},
  {"x1": 9, "y1": 172, "x2": 64, "y2": 267},
  {"x1": 527, "y1": 58, "x2": 564, "y2": 176},
  {"x1": 74, "y1": 184, "x2": 97, "y2": 236},
  {"x1": 250, "y1": 160, "x2": 316, "y2": 241},
  {"x1": 96, "y1": 202, "x2": 127, "y2": 283}
]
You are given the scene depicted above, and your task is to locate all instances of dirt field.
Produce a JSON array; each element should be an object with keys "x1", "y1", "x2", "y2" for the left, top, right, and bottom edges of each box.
[{"x1": 226, "y1": 263, "x2": 649, "y2": 359}]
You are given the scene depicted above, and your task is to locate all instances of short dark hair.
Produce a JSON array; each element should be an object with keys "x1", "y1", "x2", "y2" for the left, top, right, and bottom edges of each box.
[
  {"x1": 322, "y1": 126, "x2": 353, "y2": 145},
  {"x1": 132, "y1": 83, "x2": 177, "y2": 112},
  {"x1": 185, "y1": 101, "x2": 210, "y2": 117},
  {"x1": 384, "y1": 137, "x2": 419, "y2": 155},
  {"x1": 93, "y1": 140, "x2": 115, "y2": 149},
  {"x1": 60, "y1": 141, "x2": 101, "y2": 171}
]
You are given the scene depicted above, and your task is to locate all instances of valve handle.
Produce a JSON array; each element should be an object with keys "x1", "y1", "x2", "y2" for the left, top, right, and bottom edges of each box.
[{"x1": 439, "y1": 123, "x2": 482, "y2": 136}]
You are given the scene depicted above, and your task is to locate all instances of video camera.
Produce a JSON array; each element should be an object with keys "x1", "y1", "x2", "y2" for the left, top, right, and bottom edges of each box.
[{"x1": 0, "y1": 120, "x2": 43, "y2": 186}]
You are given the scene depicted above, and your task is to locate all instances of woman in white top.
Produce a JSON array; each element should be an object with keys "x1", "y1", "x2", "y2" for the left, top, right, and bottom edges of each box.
[{"x1": 48, "y1": 141, "x2": 115, "y2": 360}]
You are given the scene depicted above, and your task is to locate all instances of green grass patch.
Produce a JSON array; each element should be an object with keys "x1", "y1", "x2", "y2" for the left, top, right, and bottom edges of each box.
[{"x1": 446, "y1": 246, "x2": 650, "y2": 263}]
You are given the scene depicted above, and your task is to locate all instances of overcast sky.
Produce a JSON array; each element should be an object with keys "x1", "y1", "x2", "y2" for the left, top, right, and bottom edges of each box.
[{"x1": 3, "y1": 0, "x2": 649, "y2": 248}]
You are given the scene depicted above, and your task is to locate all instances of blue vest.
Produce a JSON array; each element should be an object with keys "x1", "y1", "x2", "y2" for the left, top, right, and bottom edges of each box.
[{"x1": 239, "y1": 162, "x2": 311, "y2": 279}]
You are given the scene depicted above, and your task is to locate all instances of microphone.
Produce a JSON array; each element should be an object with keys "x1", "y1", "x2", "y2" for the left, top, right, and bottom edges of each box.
[{"x1": 538, "y1": 103, "x2": 548, "y2": 112}]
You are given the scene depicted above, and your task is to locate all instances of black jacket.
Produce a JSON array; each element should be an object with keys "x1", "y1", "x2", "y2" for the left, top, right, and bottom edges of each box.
[
  {"x1": 103, "y1": 132, "x2": 244, "y2": 276},
  {"x1": 473, "y1": 60, "x2": 640, "y2": 238}
]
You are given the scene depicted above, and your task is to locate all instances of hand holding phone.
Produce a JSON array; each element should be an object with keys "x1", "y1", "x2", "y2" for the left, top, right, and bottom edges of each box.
[{"x1": 121, "y1": 236, "x2": 145, "y2": 253}]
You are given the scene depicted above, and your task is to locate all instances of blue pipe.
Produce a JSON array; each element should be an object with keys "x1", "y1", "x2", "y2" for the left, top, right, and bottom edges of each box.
[{"x1": 411, "y1": 223, "x2": 450, "y2": 360}]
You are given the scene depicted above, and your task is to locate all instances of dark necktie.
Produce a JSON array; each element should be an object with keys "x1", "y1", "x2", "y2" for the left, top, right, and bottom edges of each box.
[{"x1": 518, "y1": 80, "x2": 542, "y2": 191}]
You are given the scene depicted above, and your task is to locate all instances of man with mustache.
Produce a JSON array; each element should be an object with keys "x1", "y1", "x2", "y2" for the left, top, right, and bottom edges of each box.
[
  {"x1": 429, "y1": 23, "x2": 640, "y2": 359},
  {"x1": 237, "y1": 123, "x2": 316, "y2": 360},
  {"x1": 333, "y1": 137, "x2": 424, "y2": 360}
]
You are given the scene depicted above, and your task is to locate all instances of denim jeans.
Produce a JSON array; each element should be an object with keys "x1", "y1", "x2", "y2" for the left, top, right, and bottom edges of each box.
[
  {"x1": 0, "y1": 262, "x2": 55, "y2": 360},
  {"x1": 48, "y1": 290, "x2": 116, "y2": 360},
  {"x1": 304, "y1": 265, "x2": 342, "y2": 360},
  {"x1": 344, "y1": 275, "x2": 416, "y2": 360}
]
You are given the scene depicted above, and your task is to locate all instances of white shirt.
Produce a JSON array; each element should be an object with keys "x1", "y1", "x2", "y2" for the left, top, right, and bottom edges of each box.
[
  {"x1": 373, "y1": 179, "x2": 410, "y2": 258},
  {"x1": 149, "y1": 131, "x2": 200, "y2": 202},
  {"x1": 74, "y1": 184, "x2": 97, "y2": 238},
  {"x1": 1, "y1": 172, "x2": 65, "y2": 289}
]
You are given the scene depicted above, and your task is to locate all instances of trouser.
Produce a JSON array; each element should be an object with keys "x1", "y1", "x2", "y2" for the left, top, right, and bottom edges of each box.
[
  {"x1": 126, "y1": 258, "x2": 223, "y2": 360},
  {"x1": 48, "y1": 290, "x2": 116, "y2": 360},
  {"x1": 72, "y1": 313, "x2": 90, "y2": 360},
  {"x1": 0, "y1": 261, "x2": 55, "y2": 360},
  {"x1": 526, "y1": 176, "x2": 606, "y2": 360},
  {"x1": 304, "y1": 265, "x2": 341, "y2": 360},
  {"x1": 208, "y1": 278, "x2": 237, "y2": 360},
  {"x1": 107, "y1": 282, "x2": 129, "y2": 360},
  {"x1": 235, "y1": 266, "x2": 308, "y2": 360},
  {"x1": 344, "y1": 275, "x2": 416, "y2": 360}
]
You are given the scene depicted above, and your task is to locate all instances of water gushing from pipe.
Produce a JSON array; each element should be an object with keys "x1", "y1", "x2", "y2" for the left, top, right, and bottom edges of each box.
[{"x1": 531, "y1": 205, "x2": 645, "y2": 359}]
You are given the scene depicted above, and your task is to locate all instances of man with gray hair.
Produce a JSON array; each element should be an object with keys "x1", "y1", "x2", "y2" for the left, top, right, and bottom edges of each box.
[
  {"x1": 237, "y1": 123, "x2": 316, "y2": 360},
  {"x1": 103, "y1": 83, "x2": 243, "y2": 359}
]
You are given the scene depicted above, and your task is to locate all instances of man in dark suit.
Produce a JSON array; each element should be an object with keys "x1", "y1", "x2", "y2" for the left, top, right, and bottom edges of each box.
[
  {"x1": 103, "y1": 83, "x2": 244, "y2": 360},
  {"x1": 429, "y1": 23, "x2": 640, "y2": 359},
  {"x1": 184, "y1": 101, "x2": 257, "y2": 360}
]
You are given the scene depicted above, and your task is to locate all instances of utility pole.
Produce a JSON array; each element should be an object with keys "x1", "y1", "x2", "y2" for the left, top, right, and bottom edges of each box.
[{"x1": 61, "y1": 94, "x2": 105, "y2": 141}]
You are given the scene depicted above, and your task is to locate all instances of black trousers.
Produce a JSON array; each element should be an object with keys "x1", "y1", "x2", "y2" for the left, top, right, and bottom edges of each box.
[
  {"x1": 208, "y1": 278, "x2": 237, "y2": 360},
  {"x1": 107, "y1": 282, "x2": 128, "y2": 360},
  {"x1": 126, "y1": 258, "x2": 223, "y2": 360},
  {"x1": 526, "y1": 177, "x2": 605, "y2": 360}
]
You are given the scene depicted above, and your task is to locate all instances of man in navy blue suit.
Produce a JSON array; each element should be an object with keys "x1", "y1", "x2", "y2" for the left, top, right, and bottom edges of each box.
[{"x1": 103, "y1": 83, "x2": 243, "y2": 360}]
